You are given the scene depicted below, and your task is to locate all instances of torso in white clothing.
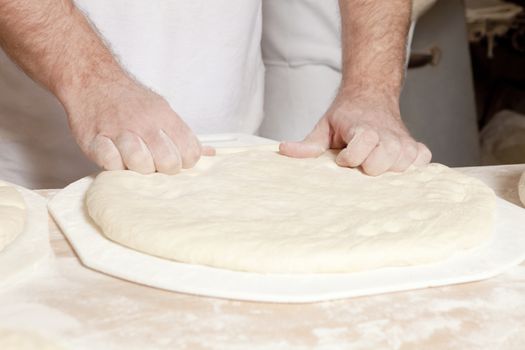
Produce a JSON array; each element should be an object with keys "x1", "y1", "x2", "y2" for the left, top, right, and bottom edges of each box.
[{"x1": 0, "y1": 0, "x2": 264, "y2": 188}]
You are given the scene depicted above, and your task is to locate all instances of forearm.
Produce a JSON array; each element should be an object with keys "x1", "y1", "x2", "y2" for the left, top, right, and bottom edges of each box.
[
  {"x1": 0, "y1": 0, "x2": 127, "y2": 107},
  {"x1": 338, "y1": 0, "x2": 411, "y2": 100}
]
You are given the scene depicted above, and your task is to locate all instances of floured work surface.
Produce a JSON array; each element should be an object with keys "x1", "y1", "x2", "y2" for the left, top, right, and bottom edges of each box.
[
  {"x1": 0, "y1": 182, "x2": 51, "y2": 286},
  {"x1": 48, "y1": 150, "x2": 525, "y2": 303},
  {"x1": 86, "y1": 150, "x2": 496, "y2": 274}
]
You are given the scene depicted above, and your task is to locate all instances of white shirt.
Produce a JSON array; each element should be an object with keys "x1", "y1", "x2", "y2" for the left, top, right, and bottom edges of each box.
[{"x1": 0, "y1": 0, "x2": 264, "y2": 188}]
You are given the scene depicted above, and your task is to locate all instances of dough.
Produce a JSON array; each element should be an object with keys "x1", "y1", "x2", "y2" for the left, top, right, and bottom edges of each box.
[
  {"x1": 0, "y1": 181, "x2": 26, "y2": 252},
  {"x1": 86, "y1": 150, "x2": 496, "y2": 273},
  {"x1": 519, "y1": 171, "x2": 525, "y2": 207},
  {"x1": 0, "y1": 329, "x2": 64, "y2": 350}
]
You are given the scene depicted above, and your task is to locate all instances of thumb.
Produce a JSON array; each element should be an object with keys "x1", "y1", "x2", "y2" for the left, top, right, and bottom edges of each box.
[
  {"x1": 279, "y1": 121, "x2": 330, "y2": 158},
  {"x1": 201, "y1": 145, "x2": 216, "y2": 156}
]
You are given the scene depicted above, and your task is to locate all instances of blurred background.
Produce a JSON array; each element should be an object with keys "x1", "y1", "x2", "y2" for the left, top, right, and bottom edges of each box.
[{"x1": 260, "y1": 0, "x2": 525, "y2": 167}]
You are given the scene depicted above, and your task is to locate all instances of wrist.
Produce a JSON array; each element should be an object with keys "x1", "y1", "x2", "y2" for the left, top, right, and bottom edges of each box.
[
  {"x1": 56, "y1": 65, "x2": 130, "y2": 113},
  {"x1": 340, "y1": 60, "x2": 406, "y2": 100},
  {"x1": 337, "y1": 85, "x2": 400, "y2": 112}
]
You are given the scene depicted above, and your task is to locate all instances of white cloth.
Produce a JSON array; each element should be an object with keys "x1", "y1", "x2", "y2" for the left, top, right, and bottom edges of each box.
[{"x1": 0, "y1": 0, "x2": 264, "y2": 188}]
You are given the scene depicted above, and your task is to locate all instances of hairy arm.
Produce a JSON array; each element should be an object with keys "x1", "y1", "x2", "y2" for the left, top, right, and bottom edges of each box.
[
  {"x1": 281, "y1": 0, "x2": 431, "y2": 175},
  {"x1": 0, "y1": 0, "x2": 207, "y2": 174},
  {"x1": 0, "y1": 0, "x2": 125, "y2": 105},
  {"x1": 338, "y1": 0, "x2": 411, "y2": 103}
]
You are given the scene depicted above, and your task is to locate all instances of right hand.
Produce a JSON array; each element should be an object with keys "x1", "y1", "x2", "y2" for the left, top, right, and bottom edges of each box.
[{"x1": 64, "y1": 77, "x2": 213, "y2": 174}]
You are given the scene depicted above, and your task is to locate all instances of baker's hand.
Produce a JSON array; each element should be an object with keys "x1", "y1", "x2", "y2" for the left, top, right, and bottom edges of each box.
[
  {"x1": 280, "y1": 93, "x2": 432, "y2": 176},
  {"x1": 65, "y1": 77, "x2": 214, "y2": 174}
]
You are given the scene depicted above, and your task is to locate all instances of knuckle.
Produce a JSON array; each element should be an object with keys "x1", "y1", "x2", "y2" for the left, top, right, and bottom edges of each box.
[
  {"x1": 363, "y1": 150, "x2": 392, "y2": 176},
  {"x1": 359, "y1": 129, "x2": 380, "y2": 146},
  {"x1": 361, "y1": 159, "x2": 379, "y2": 176},
  {"x1": 395, "y1": 161, "x2": 411, "y2": 173},
  {"x1": 336, "y1": 151, "x2": 352, "y2": 167},
  {"x1": 384, "y1": 139, "x2": 401, "y2": 158},
  {"x1": 345, "y1": 150, "x2": 365, "y2": 166},
  {"x1": 157, "y1": 158, "x2": 181, "y2": 175},
  {"x1": 362, "y1": 164, "x2": 380, "y2": 176},
  {"x1": 403, "y1": 141, "x2": 419, "y2": 161},
  {"x1": 180, "y1": 145, "x2": 201, "y2": 169},
  {"x1": 185, "y1": 150, "x2": 201, "y2": 168},
  {"x1": 79, "y1": 138, "x2": 93, "y2": 154},
  {"x1": 100, "y1": 153, "x2": 120, "y2": 170},
  {"x1": 141, "y1": 129, "x2": 159, "y2": 143},
  {"x1": 127, "y1": 150, "x2": 150, "y2": 168}
]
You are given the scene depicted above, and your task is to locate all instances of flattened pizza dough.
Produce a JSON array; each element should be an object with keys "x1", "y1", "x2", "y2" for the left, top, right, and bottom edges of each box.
[
  {"x1": 86, "y1": 151, "x2": 496, "y2": 273},
  {"x1": 0, "y1": 181, "x2": 26, "y2": 252},
  {"x1": 0, "y1": 329, "x2": 64, "y2": 350}
]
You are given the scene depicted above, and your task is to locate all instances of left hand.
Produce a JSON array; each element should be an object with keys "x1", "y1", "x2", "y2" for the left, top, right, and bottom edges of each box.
[{"x1": 279, "y1": 92, "x2": 432, "y2": 176}]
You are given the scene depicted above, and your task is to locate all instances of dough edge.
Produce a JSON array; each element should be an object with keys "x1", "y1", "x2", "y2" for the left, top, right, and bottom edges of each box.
[
  {"x1": 0, "y1": 180, "x2": 26, "y2": 252},
  {"x1": 86, "y1": 151, "x2": 496, "y2": 274}
]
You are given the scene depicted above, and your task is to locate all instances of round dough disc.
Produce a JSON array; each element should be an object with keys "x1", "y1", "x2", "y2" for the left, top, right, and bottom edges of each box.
[
  {"x1": 86, "y1": 151, "x2": 496, "y2": 273},
  {"x1": 0, "y1": 181, "x2": 26, "y2": 252}
]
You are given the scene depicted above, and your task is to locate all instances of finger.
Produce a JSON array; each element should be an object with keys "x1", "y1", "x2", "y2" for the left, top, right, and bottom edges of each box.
[
  {"x1": 279, "y1": 120, "x2": 331, "y2": 158},
  {"x1": 413, "y1": 142, "x2": 432, "y2": 166},
  {"x1": 141, "y1": 130, "x2": 182, "y2": 175},
  {"x1": 89, "y1": 135, "x2": 125, "y2": 170},
  {"x1": 335, "y1": 128, "x2": 380, "y2": 168},
  {"x1": 164, "y1": 122, "x2": 203, "y2": 169},
  {"x1": 176, "y1": 133, "x2": 203, "y2": 169},
  {"x1": 279, "y1": 141, "x2": 326, "y2": 158},
  {"x1": 361, "y1": 135, "x2": 402, "y2": 176},
  {"x1": 114, "y1": 131, "x2": 156, "y2": 174},
  {"x1": 202, "y1": 145, "x2": 216, "y2": 156},
  {"x1": 389, "y1": 139, "x2": 418, "y2": 172}
]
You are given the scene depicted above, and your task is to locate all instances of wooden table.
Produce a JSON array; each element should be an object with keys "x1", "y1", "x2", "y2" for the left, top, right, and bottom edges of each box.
[{"x1": 1, "y1": 165, "x2": 525, "y2": 350}]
